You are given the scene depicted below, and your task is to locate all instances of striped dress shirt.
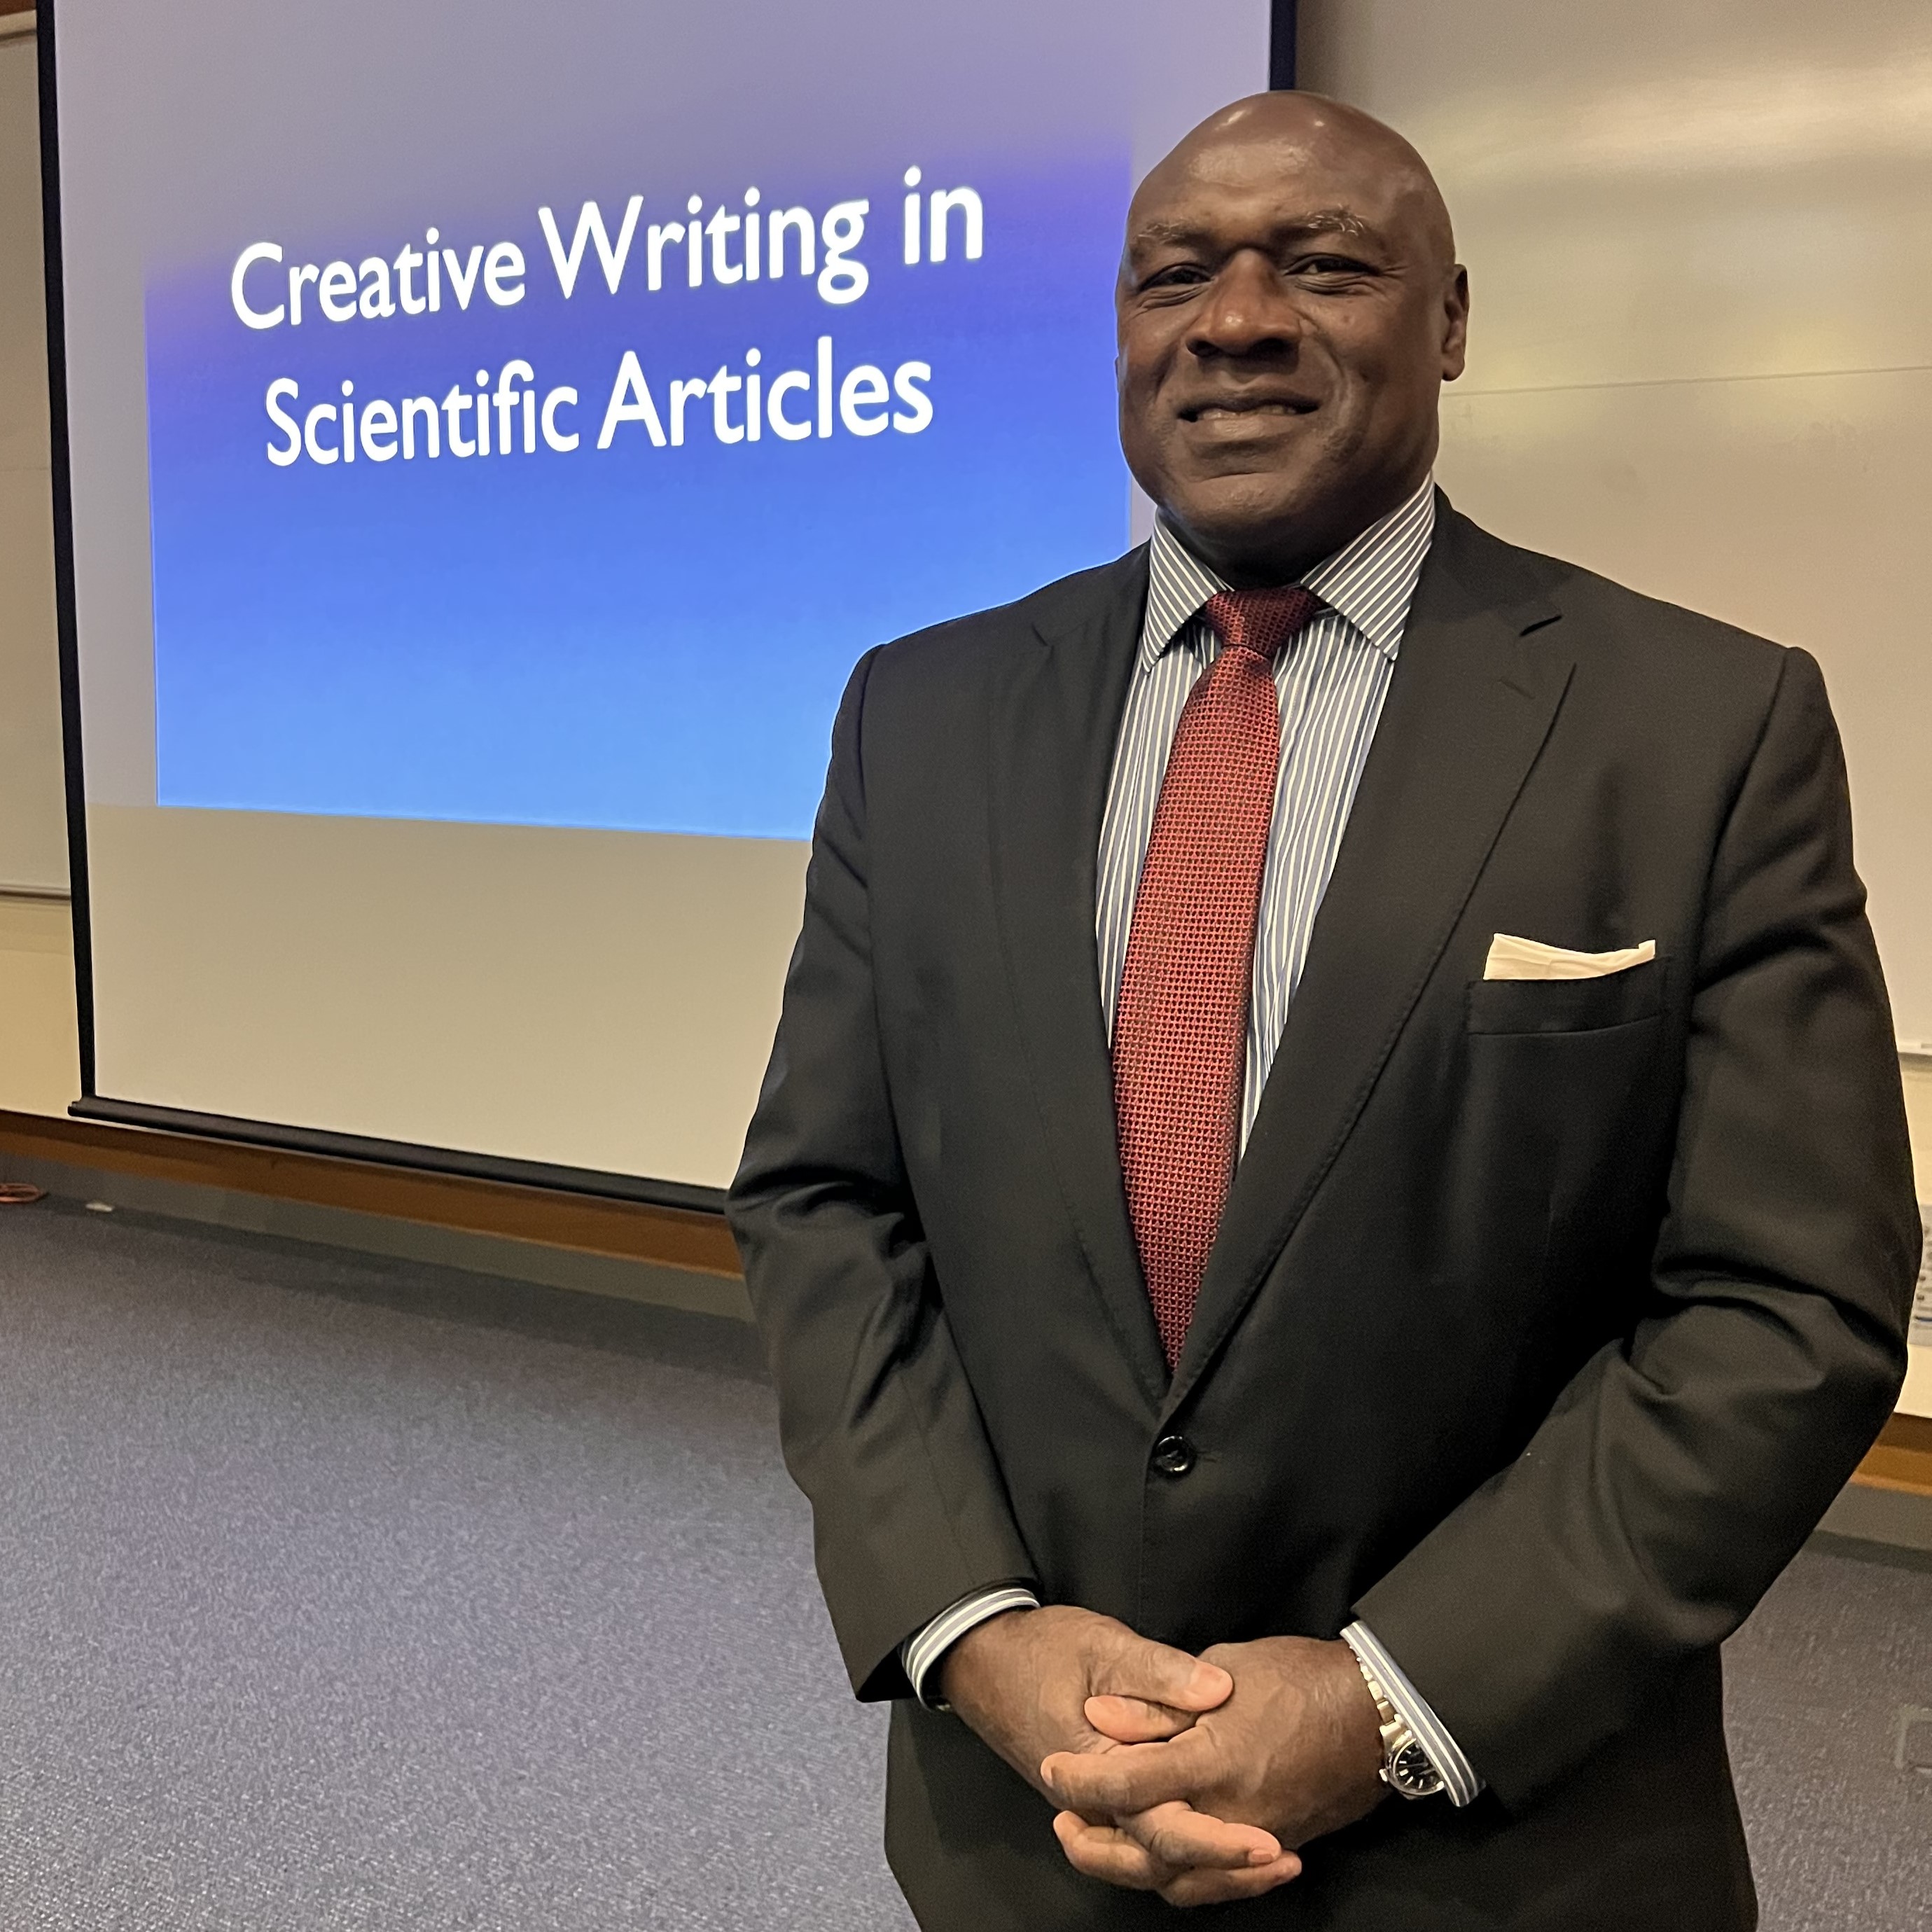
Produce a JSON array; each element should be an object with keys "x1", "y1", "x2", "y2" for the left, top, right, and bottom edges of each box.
[
  {"x1": 1099, "y1": 475, "x2": 1433, "y2": 1148},
  {"x1": 904, "y1": 476, "x2": 1482, "y2": 1808}
]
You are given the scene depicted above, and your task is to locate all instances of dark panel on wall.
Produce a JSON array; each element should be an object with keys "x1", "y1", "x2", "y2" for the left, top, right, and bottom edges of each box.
[{"x1": 1270, "y1": 0, "x2": 1298, "y2": 88}]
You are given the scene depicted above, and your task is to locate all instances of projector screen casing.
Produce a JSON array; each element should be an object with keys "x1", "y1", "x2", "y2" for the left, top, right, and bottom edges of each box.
[{"x1": 41, "y1": 0, "x2": 1286, "y2": 1204}]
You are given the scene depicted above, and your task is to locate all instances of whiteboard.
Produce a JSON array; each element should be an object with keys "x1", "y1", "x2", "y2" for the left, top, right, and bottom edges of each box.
[
  {"x1": 0, "y1": 29, "x2": 69, "y2": 895},
  {"x1": 1302, "y1": 0, "x2": 1932, "y2": 1048}
]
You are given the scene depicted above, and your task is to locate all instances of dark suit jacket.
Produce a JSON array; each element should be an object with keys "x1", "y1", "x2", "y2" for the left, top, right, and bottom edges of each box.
[{"x1": 726, "y1": 500, "x2": 1920, "y2": 1931}]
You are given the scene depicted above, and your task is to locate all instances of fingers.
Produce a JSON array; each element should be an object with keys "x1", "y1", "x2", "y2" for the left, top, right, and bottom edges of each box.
[
  {"x1": 1052, "y1": 1812, "x2": 1300, "y2": 1905},
  {"x1": 1093, "y1": 1634, "x2": 1233, "y2": 1715},
  {"x1": 1125, "y1": 1800, "x2": 1281, "y2": 1871},
  {"x1": 1052, "y1": 1812, "x2": 1170, "y2": 1892},
  {"x1": 1042, "y1": 1730, "x2": 1216, "y2": 1819},
  {"x1": 1159, "y1": 1854, "x2": 1302, "y2": 1908},
  {"x1": 1083, "y1": 1693, "x2": 1197, "y2": 1744}
]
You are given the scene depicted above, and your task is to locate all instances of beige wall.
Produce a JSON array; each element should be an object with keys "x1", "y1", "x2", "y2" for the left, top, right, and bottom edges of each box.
[
  {"x1": 0, "y1": 30, "x2": 67, "y2": 894},
  {"x1": 0, "y1": 22, "x2": 85, "y2": 1119},
  {"x1": 0, "y1": 22, "x2": 84, "y2": 1116},
  {"x1": 1300, "y1": 0, "x2": 1932, "y2": 1051},
  {"x1": 0, "y1": 893, "x2": 80, "y2": 1116}
]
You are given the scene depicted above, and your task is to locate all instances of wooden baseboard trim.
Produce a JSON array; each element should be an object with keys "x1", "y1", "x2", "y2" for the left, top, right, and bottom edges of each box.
[
  {"x1": 0, "y1": 1106, "x2": 742, "y2": 1279},
  {"x1": 3, "y1": 1105, "x2": 1922, "y2": 1456},
  {"x1": 1853, "y1": 1412, "x2": 1932, "y2": 1498}
]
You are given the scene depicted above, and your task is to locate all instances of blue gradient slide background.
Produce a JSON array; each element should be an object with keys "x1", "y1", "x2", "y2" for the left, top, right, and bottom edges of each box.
[{"x1": 142, "y1": 38, "x2": 1137, "y2": 838}]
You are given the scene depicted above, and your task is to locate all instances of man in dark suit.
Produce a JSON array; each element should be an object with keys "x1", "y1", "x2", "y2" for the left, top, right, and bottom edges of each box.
[{"x1": 726, "y1": 91, "x2": 1919, "y2": 1929}]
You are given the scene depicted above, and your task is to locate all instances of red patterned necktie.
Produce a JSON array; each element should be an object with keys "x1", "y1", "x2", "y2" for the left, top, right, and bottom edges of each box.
[{"x1": 1113, "y1": 585, "x2": 1321, "y2": 1368}]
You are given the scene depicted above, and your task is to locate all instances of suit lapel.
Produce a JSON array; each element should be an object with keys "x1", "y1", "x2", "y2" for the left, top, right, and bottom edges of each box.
[
  {"x1": 987, "y1": 549, "x2": 1172, "y2": 1403},
  {"x1": 1165, "y1": 507, "x2": 1575, "y2": 1414}
]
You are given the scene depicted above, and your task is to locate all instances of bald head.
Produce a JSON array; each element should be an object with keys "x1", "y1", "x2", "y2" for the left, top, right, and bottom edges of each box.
[
  {"x1": 1116, "y1": 92, "x2": 1467, "y2": 584},
  {"x1": 1131, "y1": 92, "x2": 1456, "y2": 278}
]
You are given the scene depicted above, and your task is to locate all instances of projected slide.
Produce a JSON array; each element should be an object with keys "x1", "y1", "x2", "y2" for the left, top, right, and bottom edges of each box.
[
  {"x1": 54, "y1": 0, "x2": 1266, "y2": 1181},
  {"x1": 134, "y1": 3, "x2": 1151, "y2": 840}
]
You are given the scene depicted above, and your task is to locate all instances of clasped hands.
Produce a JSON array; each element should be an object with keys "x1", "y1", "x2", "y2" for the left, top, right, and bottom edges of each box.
[{"x1": 937, "y1": 1604, "x2": 1386, "y2": 1908}]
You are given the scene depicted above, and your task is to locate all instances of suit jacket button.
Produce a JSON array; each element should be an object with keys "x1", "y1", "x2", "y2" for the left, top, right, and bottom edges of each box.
[{"x1": 1152, "y1": 1434, "x2": 1195, "y2": 1478}]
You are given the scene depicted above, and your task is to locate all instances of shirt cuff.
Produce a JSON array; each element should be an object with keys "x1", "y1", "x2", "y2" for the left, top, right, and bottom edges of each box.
[
  {"x1": 1341, "y1": 1620, "x2": 1485, "y2": 1807},
  {"x1": 902, "y1": 1585, "x2": 1041, "y2": 1707}
]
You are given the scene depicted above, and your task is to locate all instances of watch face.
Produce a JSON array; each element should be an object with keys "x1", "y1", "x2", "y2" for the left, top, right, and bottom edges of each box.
[{"x1": 1391, "y1": 1740, "x2": 1445, "y2": 1798}]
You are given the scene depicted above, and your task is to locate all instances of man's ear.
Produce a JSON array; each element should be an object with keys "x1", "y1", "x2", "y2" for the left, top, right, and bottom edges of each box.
[{"x1": 1441, "y1": 265, "x2": 1470, "y2": 383}]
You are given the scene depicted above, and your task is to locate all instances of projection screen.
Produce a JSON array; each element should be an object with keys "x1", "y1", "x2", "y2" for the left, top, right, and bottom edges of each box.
[{"x1": 43, "y1": 0, "x2": 1276, "y2": 1200}]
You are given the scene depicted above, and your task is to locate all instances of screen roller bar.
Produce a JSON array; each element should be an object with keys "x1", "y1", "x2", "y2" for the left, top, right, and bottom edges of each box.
[
  {"x1": 69, "y1": 1096, "x2": 730, "y2": 1217},
  {"x1": 1269, "y1": 0, "x2": 1297, "y2": 89}
]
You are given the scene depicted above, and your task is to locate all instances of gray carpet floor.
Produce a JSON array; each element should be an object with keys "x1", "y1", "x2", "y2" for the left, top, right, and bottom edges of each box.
[
  {"x1": 0, "y1": 1202, "x2": 911, "y2": 1931},
  {"x1": 0, "y1": 1200, "x2": 1926, "y2": 1929},
  {"x1": 1726, "y1": 1534, "x2": 1932, "y2": 1927}
]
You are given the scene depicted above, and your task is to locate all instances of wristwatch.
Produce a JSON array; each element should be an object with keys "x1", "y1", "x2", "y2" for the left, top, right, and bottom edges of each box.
[{"x1": 1352, "y1": 1652, "x2": 1447, "y2": 1799}]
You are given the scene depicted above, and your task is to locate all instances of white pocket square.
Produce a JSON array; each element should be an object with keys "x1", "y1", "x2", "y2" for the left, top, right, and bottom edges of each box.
[{"x1": 1483, "y1": 933, "x2": 1657, "y2": 981}]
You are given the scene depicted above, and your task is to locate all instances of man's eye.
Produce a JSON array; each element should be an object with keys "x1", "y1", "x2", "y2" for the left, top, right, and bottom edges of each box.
[
  {"x1": 1295, "y1": 256, "x2": 1370, "y2": 278},
  {"x1": 1144, "y1": 265, "x2": 1210, "y2": 290}
]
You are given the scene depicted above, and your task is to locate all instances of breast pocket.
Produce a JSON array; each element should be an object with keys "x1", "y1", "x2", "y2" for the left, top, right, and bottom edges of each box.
[
  {"x1": 1465, "y1": 958, "x2": 1665, "y2": 1036},
  {"x1": 1447, "y1": 957, "x2": 1675, "y2": 1354}
]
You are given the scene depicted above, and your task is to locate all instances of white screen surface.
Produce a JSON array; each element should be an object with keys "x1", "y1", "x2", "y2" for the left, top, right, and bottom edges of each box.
[{"x1": 53, "y1": 0, "x2": 1272, "y2": 1188}]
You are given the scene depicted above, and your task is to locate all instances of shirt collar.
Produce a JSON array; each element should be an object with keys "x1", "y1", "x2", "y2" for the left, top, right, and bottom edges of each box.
[{"x1": 1139, "y1": 475, "x2": 1437, "y2": 671}]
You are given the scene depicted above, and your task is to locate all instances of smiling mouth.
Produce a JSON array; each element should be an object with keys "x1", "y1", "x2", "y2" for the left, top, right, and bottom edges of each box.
[{"x1": 1182, "y1": 399, "x2": 1316, "y2": 423}]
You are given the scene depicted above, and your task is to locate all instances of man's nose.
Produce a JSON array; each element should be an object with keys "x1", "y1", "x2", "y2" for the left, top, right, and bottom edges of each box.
[{"x1": 1188, "y1": 252, "x2": 1302, "y2": 359}]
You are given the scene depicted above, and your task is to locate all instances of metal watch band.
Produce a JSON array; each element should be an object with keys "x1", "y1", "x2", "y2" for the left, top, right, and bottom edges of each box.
[{"x1": 1352, "y1": 1650, "x2": 1447, "y2": 1800}]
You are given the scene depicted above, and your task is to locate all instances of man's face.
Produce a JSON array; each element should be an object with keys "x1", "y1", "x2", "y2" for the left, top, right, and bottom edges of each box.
[{"x1": 1116, "y1": 106, "x2": 1468, "y2": 582}]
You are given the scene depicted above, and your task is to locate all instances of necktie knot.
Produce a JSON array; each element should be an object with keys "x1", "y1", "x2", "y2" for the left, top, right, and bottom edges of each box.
[{"x1": 1203, "y1": 585, "x2": 1321, "y2": 662}]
